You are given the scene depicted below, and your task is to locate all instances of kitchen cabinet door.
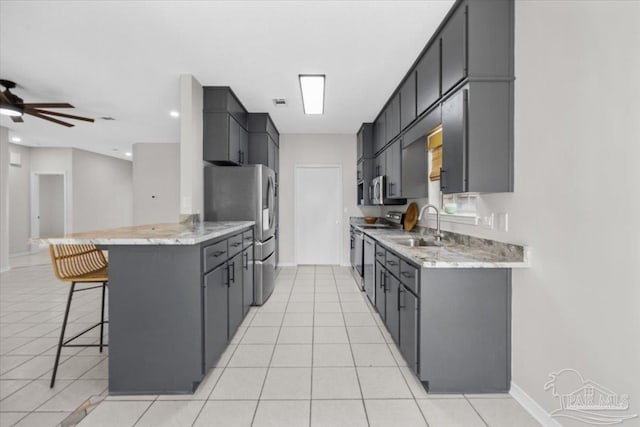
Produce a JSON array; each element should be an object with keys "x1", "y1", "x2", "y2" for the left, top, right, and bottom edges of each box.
[
  {"x1": 357, "y1": 161, "x2": 363, "y2": 183},
  {"x1": 374, "y1": 151, "x2": 386, "y2": 178},
  {"x1": 416, "y1": 43, "x2": 441, "y2": 115},
  {"x1": 364, "y1": 237, "x2": 375, "y2": 305},
  {"x1": 386, "y1": 273, "x2": 400, "y2": 345},
  {"x1": 386, "y1": 139, "x2": 402, "y2": 198},
  {"x1": 441, "y1": 3, "x2": 467, "y2": 95},
  {"x1": 386, "y1": 94, "x2": 401, "y2": 144},
  {"x1": 267, "y1": 137, "x2": 277, "y2": 171},
  {"x1": 441, "y1": 89, "x2": 467, "y2": 194},
  {"x1": 239, "y1": 127, "x2": 249, "y2": 165},
  {"x1": 228, "y1": 252, "x2": 244, "y2": 340},
  {"x1": 242, "y1": 247, "x2": 253, "y2": 315},
  {"x1": 229, "y1": 116, "x2": 242, "y2": 165},
  {"x1": 357, "y1": 129, "x2": 364, "y2": 161},
  {"x1": 400, "y1": 72, "x2": 416, "y2": 131},
  {"x1": 374, "y1": 262, "x2": 386, "y2": 320},
  {"x1": 374, "y1": 111, "x2": 386, "y2": 155},
  {"x1": 399, "y1": 285, "x2": 419, "y2": 374},
  {"x1": 401, "y1": 105, "x2": 441, "y2": 199},
  {"x1": 204, "y1": 263, "x2": 228, "y2": 370}
]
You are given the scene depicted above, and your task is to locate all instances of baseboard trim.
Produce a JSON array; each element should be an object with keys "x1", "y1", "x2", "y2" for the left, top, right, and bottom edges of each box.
[{"x1": 510, "y1": 381, "x2": 561, "y2": 427}]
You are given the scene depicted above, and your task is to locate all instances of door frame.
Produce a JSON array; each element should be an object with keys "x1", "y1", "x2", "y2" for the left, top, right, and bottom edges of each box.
[
  {"x1": 293, "y1": 164, "x2": 343, "y2": 266},
  {"x1": 30, "y1": 171, "x2": 68, "y2": 239}
]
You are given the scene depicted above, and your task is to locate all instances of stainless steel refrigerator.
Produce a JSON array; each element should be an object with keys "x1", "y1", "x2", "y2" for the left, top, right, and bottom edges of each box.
[{"x1": 204, "y1": 165, "x2": 277, "y2": 305}]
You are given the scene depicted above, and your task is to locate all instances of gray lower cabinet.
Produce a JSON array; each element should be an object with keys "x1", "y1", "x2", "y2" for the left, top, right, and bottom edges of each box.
[
  {"x1": 369, "y1": 242, "x2": 510, "y2": 393},
  {"x1": 374, "y1": 260, "x2": 386, "y2": 320},
  {"x1": 385, "y1": 139, "x2": 402, "y2": 198},
  {"x1": 242, "y1": 246, "x2": 253, "y2": 316},
  {"x1": 204, "y1": 263, "x2": 228, "y2": 371},
  {"x1": 399, "y1": 284, "x2": 418, "y2": 373},
  {"x1": 228, "y1": 252, "x2": 244, "y2": 340},
  {"x1": 441, "y1": 2, "x2": 467, "y2": 95},
  {"x1": 385, "y1": 272, "x2": 400, "y2": 344}
]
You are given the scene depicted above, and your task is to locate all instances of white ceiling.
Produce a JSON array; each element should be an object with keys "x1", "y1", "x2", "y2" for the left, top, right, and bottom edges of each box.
[{"x1": 0, "y1": 0, "x2": 454, "y2": 158}]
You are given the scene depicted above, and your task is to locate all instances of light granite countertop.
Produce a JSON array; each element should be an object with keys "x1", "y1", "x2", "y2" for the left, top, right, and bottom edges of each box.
[
  {"x1": 353, "y1": 223, "x2": 529, "y2": 269},
  {"x1": 37, "y1": 221, "x2": 255, "y2": 246}
]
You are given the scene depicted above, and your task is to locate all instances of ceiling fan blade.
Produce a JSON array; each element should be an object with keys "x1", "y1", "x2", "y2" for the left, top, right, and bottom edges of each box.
[
  {"x1": 28, "y1": 108, "x2": 94, "y2": 123},
  {"x1": 0, "y1": 91, "x2": 10, "y2": 104},
  {"x1": 22, "y1": 102, "x2": 74, "y2": 109},
  {"x1": 25, "y1": 110, "x2": 74, "y2": 127},
  {"x1": 11, "y1": 116, "x2": 24, "y2": 123}
]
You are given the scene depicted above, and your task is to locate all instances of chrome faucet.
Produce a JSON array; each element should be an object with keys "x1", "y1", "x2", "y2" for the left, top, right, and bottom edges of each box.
[{"x1": 418, "y1": 204, "x2": 443, "y2": 241}]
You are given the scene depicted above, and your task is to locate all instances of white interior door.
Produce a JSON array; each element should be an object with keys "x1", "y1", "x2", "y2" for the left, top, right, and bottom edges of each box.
[
  {"x1": 33, "y1": 174, "x2": 66, "y2": 238},
  {"x1": 295, "y1": 166, "x2": 342, "y2": 265}
]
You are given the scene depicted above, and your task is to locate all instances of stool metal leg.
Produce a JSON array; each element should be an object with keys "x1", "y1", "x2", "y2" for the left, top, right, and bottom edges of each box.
[
  {"x1": 99, "y1": 282, "x2": 106, "y2": 352},
  {"x1": 51, "y1": 281, "x2": 75, "y2": 388}
]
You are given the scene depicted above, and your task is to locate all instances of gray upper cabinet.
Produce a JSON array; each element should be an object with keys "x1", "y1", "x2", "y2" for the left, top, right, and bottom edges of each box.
[
  {"x1": 441, "y1": 89, "x2": 467, "y2": 194},
  {"x1": 441, "y1": 3, "x2": 467, "y2": 95},
  {"x1": 357, "y1": 123, "x2": 374, "y2": 161},
  {"x1": 374, "y1": 111, "x2": 386, "y2": 155},
  {"x1": 374, "y1": 151, "x2": 386, "y2": 178},
  {"x1": 416, "y1": 42, "x2": 441, "y2": 116},
  {"x1": 203, "y1": 87, "x2": 249, "y2": 165},
  {"x1": 357, "y1": 131, "x2": 363, "y2": 162},
  {"x1": 400, "y1": 72, "x2": 416, "y2": 131},
  {"x1": 440, "y1": 82, "x2": 513, "y2": 194},
  {"x1": 247, "y1": 113, "x2": 280, "y2": 175},
  {"x1": 385, "y1": 139, "x2": 402, "y2": 198},
  {"x1": 401, "y1": 105, "x2": 441, "y2": 199},
  {"x1": 386, "y1": 94, "x2": 401, "y2": 144},
  {"x1": 203, "y1": 113, "x2": 248, "y2": 166}
]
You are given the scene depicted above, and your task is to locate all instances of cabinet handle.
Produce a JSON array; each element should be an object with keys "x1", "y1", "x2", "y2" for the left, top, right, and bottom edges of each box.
[
  {"x1": 231, "y1": 242, "x2": 242, "y2": 247},
  {"x1": 399, "y1": 286, "x2": 405, "y2": 310},
  {"x1": 226, "y1": 264, "x2": 231, "y2": 287},
  {"x1": 211, "y1": 250, "x2": 225, "y2": 258},
  {"x1": 376, "y1": 252, "x2": 384, "y2": 257},
  {"x1": 388, "y1": 182, "x2": 394, "y2": 196},
  {"x1": 384, "y1": 273, "x2": 389, "y2": 292},
  {"x1": 244, "y1": 252, "x2": 249, "y2": 270},
  {"x1": 230, "y1": 262, "x2": 235, "y2": 284},
  {"x1": 440, "y1": 168, "x2": 447, "y2": 190},
  {"x1": 386, "y1": 260, "x2": 397, "y2": 266},
  {"x1": 401, "y1": 271, "x2": 413, "y2": 279}
]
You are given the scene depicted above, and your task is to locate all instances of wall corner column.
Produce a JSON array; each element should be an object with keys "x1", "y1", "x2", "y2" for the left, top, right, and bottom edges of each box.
[{"x1": 179, "y1": 74, "x2": 204, "y2": 221}]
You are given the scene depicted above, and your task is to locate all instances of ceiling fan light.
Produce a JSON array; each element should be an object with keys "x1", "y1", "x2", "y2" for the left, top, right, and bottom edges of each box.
[{"x1": 0, "y1": 104, "x2": 23, "y2": 117}]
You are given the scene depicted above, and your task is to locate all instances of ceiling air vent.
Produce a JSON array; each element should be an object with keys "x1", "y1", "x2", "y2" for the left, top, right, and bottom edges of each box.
[{"x1": 273, "y1": 98, "x2": 287, "y2": 107}]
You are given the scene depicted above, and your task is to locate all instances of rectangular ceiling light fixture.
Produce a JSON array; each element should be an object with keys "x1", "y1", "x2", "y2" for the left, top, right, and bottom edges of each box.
[{"x1": 299, "y1": 74, "x2": 325, "y2": 115}]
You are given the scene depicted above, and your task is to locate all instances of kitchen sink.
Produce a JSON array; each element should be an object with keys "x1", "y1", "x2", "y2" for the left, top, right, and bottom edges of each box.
[{"x1": 389, "y1": 237, "x2": 443, "y2": 247}]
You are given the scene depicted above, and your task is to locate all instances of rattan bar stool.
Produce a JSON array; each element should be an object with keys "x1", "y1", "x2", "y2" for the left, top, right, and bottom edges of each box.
[{"x1": 49, "y1": 244, "x2": 109, "y2": 388}]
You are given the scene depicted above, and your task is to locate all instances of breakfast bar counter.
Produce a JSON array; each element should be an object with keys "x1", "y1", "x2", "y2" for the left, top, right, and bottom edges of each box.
[{"x1": 41, "y1": 221, "x2": 255, "y2": 395}]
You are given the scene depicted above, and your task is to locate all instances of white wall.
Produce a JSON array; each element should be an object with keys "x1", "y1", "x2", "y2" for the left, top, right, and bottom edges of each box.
[
  {"x1": 8, "y1": 144, "x2": 31, "y2": 254},
  {"x1": 279, "y1": 134, "x2": 379, "y2": 266},
  {"x1": 71, "y1": 149, "x2": 132, "y2": 232},
  {"x1": 132, "y1": 143, "x2": 180, "y2": 225},
  {"x1": 389, "y1": 2, "x2": 640, "y2": 423},
  {"x1": 0, "y1": 127, "x2": 9, "y2": 271}
]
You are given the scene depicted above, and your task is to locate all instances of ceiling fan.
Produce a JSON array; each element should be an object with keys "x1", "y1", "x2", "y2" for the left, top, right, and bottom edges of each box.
[{"x1": 0, "y1": 79, "x2": 94, "y2": 127}]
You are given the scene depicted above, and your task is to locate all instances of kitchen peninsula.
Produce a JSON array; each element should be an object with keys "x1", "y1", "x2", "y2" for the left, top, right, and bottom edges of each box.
[{"x1": 41, "y1": 221, "x2": 255, "y2": 395}]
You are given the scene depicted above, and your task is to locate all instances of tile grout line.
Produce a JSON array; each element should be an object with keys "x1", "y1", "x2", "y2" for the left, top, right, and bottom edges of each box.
[
  {"x1": 464, "y1": 394, "x2": 491, "y2": 427},
  {"x1": 249, "y1": 265, "x2": 298, "y2": 427},
  {"x1": 337, "y1": 266, "x2": 372, "y2": 427}
]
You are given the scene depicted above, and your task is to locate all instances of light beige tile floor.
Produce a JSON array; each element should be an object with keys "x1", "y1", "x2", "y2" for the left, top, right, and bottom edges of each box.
[{"x1": 1, "y1": 256, "x2": 540, "y2": 426}]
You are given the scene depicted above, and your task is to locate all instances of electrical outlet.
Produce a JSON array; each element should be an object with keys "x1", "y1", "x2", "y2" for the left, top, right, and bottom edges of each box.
[{"x1": 481, "y1": 213, "x2": 494, "y2": 229}]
